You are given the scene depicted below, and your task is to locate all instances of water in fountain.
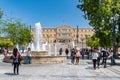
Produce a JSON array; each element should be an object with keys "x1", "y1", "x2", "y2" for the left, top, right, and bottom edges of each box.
[
  {"x1": 31, "y1": 42, "x2": 35, "y2": 51},
  {"x1": 31, "y1": 22, "x2": 45, "y2": 51},
  {"x1": 35, "y1": 22, "x2": 42, "y2": 51},
  {"x1": 5, "y1": 22, "x2": 67, "y2": 64}
]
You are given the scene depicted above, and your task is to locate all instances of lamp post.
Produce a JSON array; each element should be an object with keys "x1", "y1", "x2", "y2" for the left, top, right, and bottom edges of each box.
[
  {"x1": 76, "y1": 26, "x2": 79, "y2": 44},
  {"x1": 110, "y1": 13, "x2": 119, "y2": 58},
  {"x1": 85, "y1": 35, "x2": 87, "y2": 49},
  {"x1": 81, "y1": 38, "x2": 84, "y2": 49},
  {"x1": 75, "y1": 25, "x2": 79, "y2": 49},
  {"x1": 29, "y1": 25, "x2": 32, "y2": 49}
]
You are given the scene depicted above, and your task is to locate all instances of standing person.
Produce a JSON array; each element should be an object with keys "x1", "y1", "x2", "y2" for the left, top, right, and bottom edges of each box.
[
  {"x1": 80, "y1": 49, "x2": 85, "y2": 59},
  {"x1": 3, "y1": 48, "x2": 8, "y2": 56},
  {"x1": 97, "y1": 50, "x2": 102, "y2": 68},
  {"x1": 26, "y1": 48, "x2": 32, "y2": 64},
  {"x1": 65, "y1": 48, "x2": 69, "y2": 59},
  {"x1": 85, "y1": 49, "x2": 90, "y2": 59},
  {"x1": 10, "y1": 48, "x2": 22, "y2": 75},
  {"x1": 109, "y1": 50, "x2": 115, "y2": 65},
  {"x1": 75, "y1": 50, "x2": 81, "y2": 65},
  {"x1": 3, "y1": 48, "x2": 8, "y2": 61},
  {"x1": 71, "y1": 48, "x2": 75, "y2": 64},
  {"x1": 59, "y1": 48, "x2": 63, "y2": 55},
  {"x1": 101, "y1": 48, "x2": 109, "y2": 68},
  {"x1": 92, "y1": 49, "x2": 98, "y2": 70}
]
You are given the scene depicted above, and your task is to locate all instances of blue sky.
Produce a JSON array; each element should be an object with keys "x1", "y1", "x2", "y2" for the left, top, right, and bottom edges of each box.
[{"x1": 0, "y1": 0, "x2": 91, "y2": 28}]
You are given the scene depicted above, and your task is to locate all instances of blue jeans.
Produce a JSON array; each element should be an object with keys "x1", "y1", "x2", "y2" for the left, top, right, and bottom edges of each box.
[
  {"x1": 26, "y1": 56, "x2": 31, "y2": 64},
  {"x1": 110, "y1": 56, "x2": 115, "y2": 65}
]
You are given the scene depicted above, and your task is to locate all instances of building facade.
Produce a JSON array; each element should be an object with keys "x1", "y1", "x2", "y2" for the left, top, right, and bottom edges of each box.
[{"x1": 42, "y1": 25, "x2": 94, "y2": 43}]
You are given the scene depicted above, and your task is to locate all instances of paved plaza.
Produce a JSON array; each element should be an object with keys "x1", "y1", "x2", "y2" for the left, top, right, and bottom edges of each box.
[{"x1": 0, "y1": 55, "x2": 120, "y2": 80}]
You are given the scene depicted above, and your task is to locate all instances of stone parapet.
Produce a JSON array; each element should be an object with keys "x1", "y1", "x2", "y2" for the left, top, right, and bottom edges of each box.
[
  {"x1": 32, "y1": 51, "x2": 48, "y2": 55},
  {"x1": 4, "y1": 55, "x2": 67, "y2": 64}
]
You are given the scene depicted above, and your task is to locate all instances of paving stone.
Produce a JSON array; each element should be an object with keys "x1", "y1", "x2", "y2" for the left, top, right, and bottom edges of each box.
[{"x1": 0, "y1": 55, "x2": 120, "y2": 80}]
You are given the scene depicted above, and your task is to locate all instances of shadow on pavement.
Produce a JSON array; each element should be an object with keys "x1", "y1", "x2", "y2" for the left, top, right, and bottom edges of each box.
[
  {"x1": 115, "y1": 63, "x2": 120, "y2": 66},
  {"x1": 85, "y1": 66, "x2": 93, "y2": 70},
  {"x1": 107, "y1": 62, "x2": 120, "y2": 66},
  {"x1": 4, "y1": 73, "x2": 16, "y2": 76},
  {"x1": 67, "y1": 63, "x2": 73, "y2": 65}
]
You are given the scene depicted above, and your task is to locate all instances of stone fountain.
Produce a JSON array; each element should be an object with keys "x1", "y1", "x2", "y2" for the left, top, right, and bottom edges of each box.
[
  {"x1": 30, "y1": 22, "x2": 48, "y2": 56},
  {"x1": 4, "y1": 22, "x2": 67, "y2": 64}
]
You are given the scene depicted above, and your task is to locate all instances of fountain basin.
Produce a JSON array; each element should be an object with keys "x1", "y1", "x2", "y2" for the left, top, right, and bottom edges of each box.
[
  {"x1": 4, "y1": 55, "x2": 67, "y2": 64},
  {"x1": 32, "y1": 51, "x2": 48, "y2": 55}
]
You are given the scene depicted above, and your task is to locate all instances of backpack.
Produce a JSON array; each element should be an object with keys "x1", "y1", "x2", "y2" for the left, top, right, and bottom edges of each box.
[
  {"x1": 101, "y1": 51, "x2": 109, "y2": 57},
  {"x1": 98, "y1": 52, "x2": 102, "y2": 58},
  {"x1": 71, "y1": 49, "x2": 75, "y2": 56},
  {"x1": 12, "y1": 53, "x2": 20, "y2": 63},
  {"x1": 13, "y1": 57, "x2": 19, "y2": 63},
  {"x1": 80, "y1": 50, "x2": 84, "y2": 55}
]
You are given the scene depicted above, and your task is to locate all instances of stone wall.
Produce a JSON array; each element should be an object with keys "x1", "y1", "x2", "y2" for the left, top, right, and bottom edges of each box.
[{"x1": 4, "y1": 55, "x2": 67, "y2": 64}]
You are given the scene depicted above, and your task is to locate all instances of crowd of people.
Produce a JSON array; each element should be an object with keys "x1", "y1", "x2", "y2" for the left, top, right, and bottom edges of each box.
[
  {"x1": 91, "y1": 48, "x2": 116, "y2": 69},
  {"x1": 59, "y1": 47, "x2": 116, "y2": 70},
  {"x1": 0, "y1": 46, "x2": 117, "y2": 75}
]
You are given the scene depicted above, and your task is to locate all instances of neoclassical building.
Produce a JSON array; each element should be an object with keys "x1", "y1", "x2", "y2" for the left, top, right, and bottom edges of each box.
[{"x1": 42, "y1": 25, "x2": 94, "y2": 43}]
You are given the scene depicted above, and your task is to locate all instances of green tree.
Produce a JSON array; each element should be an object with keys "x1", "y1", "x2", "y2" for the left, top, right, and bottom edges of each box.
[
  {"x1": 18, "y1": 24, "x2": 33, "y2": 45},
  {"x1": 86, "y1": 35, "x2": 100, "y2": 48},
  {"x1": 0, "y1": 8, "x2": 32, "y2": 48},
  {"x1": 116, "y1": 17, "x2": 120, "y2": 47},
  {"x1": 0, "y1": 39, "x2": 13, "y2": 47},
  {"x1": 77, "y1": 0, "x2": 120, "y2": 47},
  {"x1": 0, "y1": 8, "x2": 3, "y2": 18},
  {"x1": 3, "y1": 20, "x2": 33, "y2": 46},
  {"x1": 0, "y1": 8, "x2": 3, "y2": 36},
  {"x1": 96, "y1": 29, "x2": 112, "y2": 48}
]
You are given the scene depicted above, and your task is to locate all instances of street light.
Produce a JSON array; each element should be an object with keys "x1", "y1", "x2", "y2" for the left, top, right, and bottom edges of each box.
[
  {"x1": 81, "y1": 38, "x2": 84, "y2": 49},
  {"x1": 85, "y1": 35, "x2": 88, "y2": 49},
  {"x1": 110, "y1": 13, "x2": 119, "y2": 58},
  {"x1": 76, "y1": 25, "x2": 79, "y2": 44}
]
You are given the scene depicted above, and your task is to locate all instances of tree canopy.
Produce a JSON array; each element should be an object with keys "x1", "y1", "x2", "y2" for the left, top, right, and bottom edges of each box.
[
  {"x1": 0, "y1": 39, "x2": 13, "y2": 47},
  {"x1": 0, "y1": 8, "x2": 3, "y2": 18},
  {"x1": 77, "y1": 0, "x2": 120, "y2": 48},
  {"x1": 0, "y1": 8, "x2": 33, "y2": 47},
  {"x1": 86, "y1": 35, "x2": 100, "y2": 48},
  {"x1": 3, "y1": 20, "x2": 33, "y2": 46}
]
